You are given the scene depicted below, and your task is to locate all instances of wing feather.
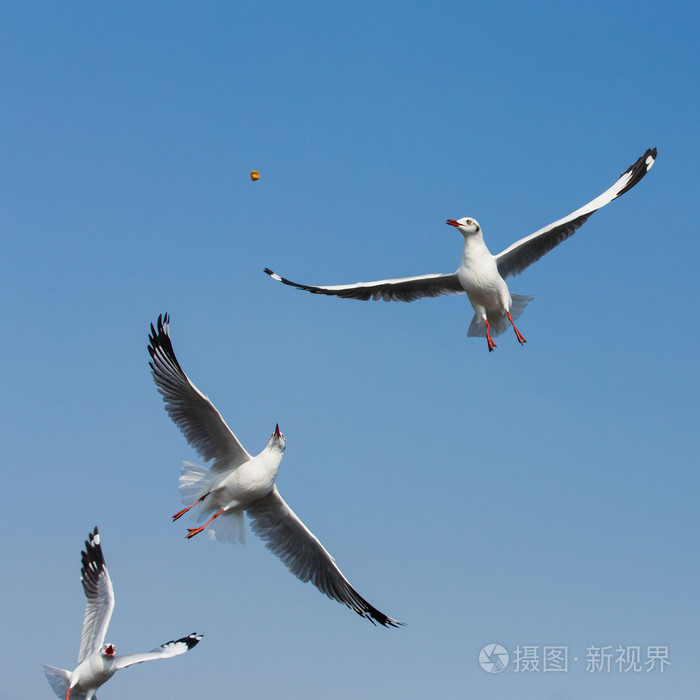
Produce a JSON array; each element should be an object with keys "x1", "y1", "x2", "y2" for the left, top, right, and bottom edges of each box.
[
  {"x1": 78, "y1": 528, "x2": 114, "y2": 664},
  {"x1": 245, "y1": 487, "x2": 402, "y2": 627},
  {"x1": 114, "y1": 633, "x2": 202, "y2": 670},
  {"x1": 148, "y1": 314, "x2": 251, "y2": 472},
  {"x1": 495, "y1": 148, "x2": 657, "y2": 279},
  {"x1": 264, "y1": 268, "x2": 463, "y2": 302}
]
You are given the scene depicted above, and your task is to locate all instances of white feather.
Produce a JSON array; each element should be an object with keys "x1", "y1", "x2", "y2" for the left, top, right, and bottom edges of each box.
[{"x1": 43, "y1": 665, "x2": 70, "y2": 699}]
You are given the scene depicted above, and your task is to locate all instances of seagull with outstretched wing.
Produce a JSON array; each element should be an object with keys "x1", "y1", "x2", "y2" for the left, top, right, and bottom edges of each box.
[
  {"x1": 148, "y1": 313, "x2": 402, "y2": 628},
  {"x1": 265, "y1": 148, "x2": 657, "y2": 351},
  {"x1": 44, "y1": 527, "x2": 202, "y2": 700}
]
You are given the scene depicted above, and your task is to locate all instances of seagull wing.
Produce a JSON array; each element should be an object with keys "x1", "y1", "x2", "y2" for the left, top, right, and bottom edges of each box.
[
  {"x1": 245, "y1": 486, "x2": 402, "y2": 627},
  {"x1": 495, "y1": 148, "x2": 657, "y2": 279},
  {"x1": 264, "y1": 268, "x2": 463, "y2": 302},
  {"x1": 77, "y1": 528, "x2": 114, "y2": 664},
  {"x1": 148, "y1": 314, "x2": 252, "y2": 473},
  {"x1": 114, "y1": 633, "x2": 202, "y2": 670}
]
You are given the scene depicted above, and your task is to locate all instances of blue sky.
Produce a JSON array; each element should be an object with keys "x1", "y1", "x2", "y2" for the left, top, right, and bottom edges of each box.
[{"x1": 2, "y1": 1, "x2": 698, "y2": 698}]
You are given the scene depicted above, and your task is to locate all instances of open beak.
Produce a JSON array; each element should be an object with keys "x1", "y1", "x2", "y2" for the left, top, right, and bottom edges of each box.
[
  {"x1": 105, "y1": 645, "x2": 115, "y2": 656},
  {"x1": 445, "y1": 219, "x2": 460, "y2": 228},
  {"x1": 274, "y1": 424, "x2": 281, "y2": 438}
]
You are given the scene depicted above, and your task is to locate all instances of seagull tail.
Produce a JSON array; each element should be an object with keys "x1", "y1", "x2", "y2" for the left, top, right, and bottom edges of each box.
[
  {"x1": 179, "y1": 461, "x2": 214, "y2": 502},
  {"x1": 467, "y1": 294, "x2": 535, "y2": 338},
  {"x1": 179, "y1": 462, "x2": 224, "y2": 523},
  {"x1": 509, "y1": 294, "x2": 535, "y2": 321},
  {"x1": 207, "y1": 507, "x2": 247, "y2": 545},
  {"x1": 179, "y1": 462, "x2": 247, "y2": 544},
  {"x1": 43, "y1": 665, "x2": 70, "y2": 699}
]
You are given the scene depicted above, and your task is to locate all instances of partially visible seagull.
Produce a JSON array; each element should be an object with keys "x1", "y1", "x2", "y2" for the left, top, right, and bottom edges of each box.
[
  {"x1": 44, "y1": 527, "x2": 202, "y2": 700},
  {"x1": 265, "y1": 148, "x2": 657, "y2": 351},
  {"x1": 148, "y1": 314, "x2": 402, "y2": 628}
]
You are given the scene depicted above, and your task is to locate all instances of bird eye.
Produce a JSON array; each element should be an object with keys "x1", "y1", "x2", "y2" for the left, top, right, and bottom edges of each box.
[{"x1": 467, "y1": 219, "x2": 474, "y2": 226}]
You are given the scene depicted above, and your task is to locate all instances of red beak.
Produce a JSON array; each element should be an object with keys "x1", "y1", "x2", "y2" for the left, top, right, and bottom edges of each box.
[
  {"x1": 446, "y1": 219, "x2": 460, "y2": 228},
  {"x1": 105, "y1": 645, "x2": 115, "y2": 656},
  {"x1": 274, "y1": 424, "x2": 281, "y2": 438}
]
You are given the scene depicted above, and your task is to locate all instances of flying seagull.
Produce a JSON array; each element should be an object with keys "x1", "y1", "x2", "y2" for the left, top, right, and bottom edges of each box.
[
  {"x1": 265, "y1": 148, "x2": 657, "y2": 351},
  {"x1": 44, "y1": 527, "x2": 202, "y2": 700},
  {"x1": 148, "y1": 313, "x2": 402, "y2": 627}
]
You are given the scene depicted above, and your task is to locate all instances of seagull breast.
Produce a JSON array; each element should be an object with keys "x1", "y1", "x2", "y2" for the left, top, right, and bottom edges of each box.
[
  {"x1": 457, "y1": 248, "x2": 510, "y2": 311},
  {"x1": 212, "y1": 447, "x2": 283, "y2": 508}
]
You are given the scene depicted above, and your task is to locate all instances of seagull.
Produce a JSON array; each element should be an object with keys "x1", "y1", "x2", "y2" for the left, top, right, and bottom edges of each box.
[
  {"x1": 148, "y1": 313, "x2": 402, "y2": 628},
  {"x1": 264, "y1": 148, "x2": 657, "y2": 351},
  {"x1": 44, "y1": 527, "x2": 202, "y2": 700}
]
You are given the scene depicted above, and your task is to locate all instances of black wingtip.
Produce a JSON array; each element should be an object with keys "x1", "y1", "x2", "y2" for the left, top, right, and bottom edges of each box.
[
  {"x1": 80, "y1": 526, "x2": 106, "y2": 598},
  {"x1": 147, "y1": 313, "x2": 170, "y2": 354},
  {"x1": 82, "y1": 526, "x2": 102, "y2": 563},
  {"x1": 365, "y1": 608, "x2": 405, "y2": 628},
  {"x1": 616, "y1": 148, "x2": 658, "y2": 197},
  {"x1": 352, "y1": 591, "x2": 404, "y2": 628},
  {"x1": 162, "y1": 633, "x2": 203, "y2": 650},
  {"x1": 181, "y1": 633, "x2": 203, "y2": 649},
  {"x1": 375, "y1": 615, "x2": 405, "y2": 628},
  {"x1": 147, "y1": 313, "x2": 186, "y2": 373},
  {"x1": 261, "y1": 267, "x2": 323, "y2": 294},
  {"x1": 264, "y1": 267, "x2": 285, "y2": 283},
  {"x1": 642, "y1": 147, "x2": 658, "y2": 170}
]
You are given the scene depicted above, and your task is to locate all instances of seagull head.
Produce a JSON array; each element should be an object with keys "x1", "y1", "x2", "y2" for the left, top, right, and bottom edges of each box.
[
  {"x1": 269, "y1": 423, "x2": 286, "y2": 452},
  {"x1": 101, "y1": 644, "x2": 116, "y2": 658},
  {"x1": 446, "y1": 217, "x2": 481, "y2": 237}
]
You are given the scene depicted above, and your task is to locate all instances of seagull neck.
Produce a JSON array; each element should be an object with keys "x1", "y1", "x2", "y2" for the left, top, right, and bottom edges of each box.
[
  {"x1": 460, "y1": 232, "x2": 491, "y2": 264},
  {"x1": 259, "y1": 444, "x2": 285, "y2": 480}
]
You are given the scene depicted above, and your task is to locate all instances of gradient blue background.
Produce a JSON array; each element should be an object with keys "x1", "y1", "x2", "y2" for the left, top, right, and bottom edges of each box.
[{"x1": 2, "y1": 2, "x2": 698, "y2": 698}]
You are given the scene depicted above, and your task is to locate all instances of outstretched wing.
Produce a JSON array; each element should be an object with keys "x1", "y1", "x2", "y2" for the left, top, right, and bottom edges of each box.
[
  {"x1": 114, "y1": 633, "x2": 203, "y2": 670},
  {"x1": 245, "y1": 487, "x2": 402, "y2": 627},
  {"x1": 264, "y1": 268, "x2": 463, "y2": 302},
  {"x1": 78, "y1": 527, "x2": 114, "y2": 664},
  {"x1": 148, "y1": 314, "x2": 252, "y2": 473},
  {"x1": 495, "y1": 148, "x2": 657, "y2": 279}
]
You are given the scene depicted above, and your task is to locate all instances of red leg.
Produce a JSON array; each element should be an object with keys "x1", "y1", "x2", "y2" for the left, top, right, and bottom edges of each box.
[
  {"x1": 186, "y1": 509, "x2": 225, "y2": 539},
  {"x1": 485, "y1": 318, "x2": 497, "y2": 352},
  {"x1": 507, "y1": 311, "x2": 527, "y2": 345},
  {"x1": 172, "y1": 492, "x2": 210, "y2": 522}
]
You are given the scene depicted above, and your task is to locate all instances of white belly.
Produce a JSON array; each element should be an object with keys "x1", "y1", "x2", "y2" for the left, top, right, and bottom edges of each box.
[
  {"x1": 212, "y1": 459, "x2": 276, "y2": 509},
  {"x1": 72, "y1": 655, "x2": 116, "y2": 695},
  {"x1": 457, "y1": 262, "x2": 511, "y2": 313}
]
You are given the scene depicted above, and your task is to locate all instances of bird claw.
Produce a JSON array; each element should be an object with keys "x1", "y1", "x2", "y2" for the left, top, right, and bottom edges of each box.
[
  {"x1": 507, "y1": 311, "x2": 527, "y2": 345},
  {"x1": 186, "y1": 526, "x2": 206, "y2": 539},
  {"x1": 512, "y1": 325, "x2": 527, "y2": 345}
]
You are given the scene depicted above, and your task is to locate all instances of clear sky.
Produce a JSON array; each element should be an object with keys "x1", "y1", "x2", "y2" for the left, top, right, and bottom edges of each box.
[{"x1": 2, "y1": 1, "x2": 698, "y2": 698}]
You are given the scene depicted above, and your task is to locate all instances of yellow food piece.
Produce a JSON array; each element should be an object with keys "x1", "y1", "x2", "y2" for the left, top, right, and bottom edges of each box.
[{"x1": 250, "y1": 171, "x2": 260, "y2": 181}]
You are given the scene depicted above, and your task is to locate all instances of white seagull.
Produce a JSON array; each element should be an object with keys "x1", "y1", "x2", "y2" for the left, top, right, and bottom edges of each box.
[
  {"x1": 265, "y1": 148, "x2": 657, "y2": 351},
  {"x1": 148, "y1": 314, "x2": 402, "y2": 627},
  {"x1": 44, "y1": 527, "x2": 202, "y2": 700}
]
